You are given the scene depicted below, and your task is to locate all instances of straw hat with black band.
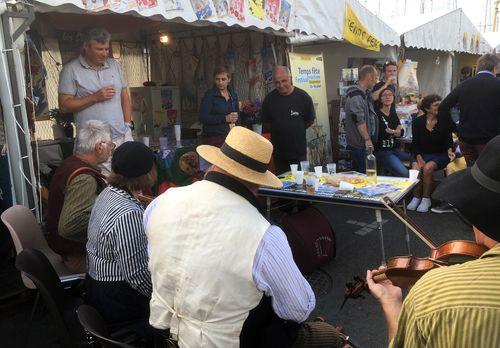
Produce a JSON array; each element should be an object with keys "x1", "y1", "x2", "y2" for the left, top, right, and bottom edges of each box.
[
  {"x1": 433, "y1": 135, "x2": 500, "y2": 241},
  {"x1": 197, "y1": 126, "x2": 283, "y2": 189}
]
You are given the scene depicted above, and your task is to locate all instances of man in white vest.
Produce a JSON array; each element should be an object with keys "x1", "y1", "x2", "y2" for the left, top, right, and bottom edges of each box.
[{"x1": 145, "y1": 126, "x2": 346, "y2": 347}]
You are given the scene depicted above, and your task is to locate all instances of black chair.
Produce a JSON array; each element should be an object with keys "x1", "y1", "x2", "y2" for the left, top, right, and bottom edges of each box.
[
  {"x1": 15, "y1": 248, "x2": 86, "y2": 347},
  {"x1": 77, "y1": 305, "x2": 135, "y2": 348}
]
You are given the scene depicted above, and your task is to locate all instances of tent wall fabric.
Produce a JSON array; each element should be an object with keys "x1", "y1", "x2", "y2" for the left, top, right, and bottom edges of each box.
[
  {"x1": 394, "y1": 9, "x2": 491, "y2": 54},
  {"x1": 404, "y1": 49, "x2": 453, "y2": 98},
  {"x1": 291, "y1": 0, "x2": 400, "y2": 47},
  {"x1": 293, "y1": 42, "x2": 397, "y2": 101}
]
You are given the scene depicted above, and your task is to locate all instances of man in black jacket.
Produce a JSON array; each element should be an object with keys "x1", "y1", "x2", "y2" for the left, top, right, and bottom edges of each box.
[{"x1": 438, "y1": 53, "x2": 500, "y2": 166}]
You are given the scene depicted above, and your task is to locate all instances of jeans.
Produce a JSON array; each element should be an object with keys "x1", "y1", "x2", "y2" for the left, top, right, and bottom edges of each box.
[
  {"x1": 374, "y1": 149, "x2": 411, "y2": 177},
  {"x1": 347, "y1": 145, "x2": 366, "y2": 173}
]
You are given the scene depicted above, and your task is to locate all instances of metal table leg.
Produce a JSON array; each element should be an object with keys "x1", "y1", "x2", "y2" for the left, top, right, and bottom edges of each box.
[
  {"x1": 266, "y1": 196, "x2": 271, "y2": 221},
  {"x1": 375, "y1": 209, "x2": 386, "y2": 266},
  {"x1": 403, "y1": 200, "x2": 411, "y2": 254}
]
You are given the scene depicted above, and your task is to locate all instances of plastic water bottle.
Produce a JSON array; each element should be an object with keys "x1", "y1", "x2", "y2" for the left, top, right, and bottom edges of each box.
[{"x1": 366, "y1": 147, "x2": 377, "y2": 184}]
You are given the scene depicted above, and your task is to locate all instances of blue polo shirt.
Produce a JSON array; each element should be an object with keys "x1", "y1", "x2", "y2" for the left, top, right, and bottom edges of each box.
[{"x1": 59, "y1": 56, "x2": 127, "y2": 139}]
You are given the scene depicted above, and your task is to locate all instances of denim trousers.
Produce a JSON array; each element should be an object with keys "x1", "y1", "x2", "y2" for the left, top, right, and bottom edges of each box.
[{"x1": 374, "y1": 149, "x2": 411, "y2": 177}]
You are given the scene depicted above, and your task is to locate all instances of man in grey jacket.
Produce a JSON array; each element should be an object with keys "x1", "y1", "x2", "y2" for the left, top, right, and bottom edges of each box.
[{"x1": 344, "y1": 65, "x2": 379, "y2": 173}]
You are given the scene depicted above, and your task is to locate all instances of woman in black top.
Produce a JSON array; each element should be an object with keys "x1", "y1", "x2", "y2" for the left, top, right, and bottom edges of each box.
[
  {"x1": 199, "y1": 65, "x2": 240, "y2": 147},
  {"x1": 407, "y1": 94, "x2": 455, "y2": 212},
  {"x1": 374, "y1": 88, "x2": 411, "y2": 177}
]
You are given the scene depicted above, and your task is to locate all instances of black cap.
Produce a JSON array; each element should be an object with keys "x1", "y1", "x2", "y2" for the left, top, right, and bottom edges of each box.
[
  {"x1": 111, "y1": 141, "x2": 155, "y2": 178},
  {"x1": 433, "y1": 135, "x2": 500, "y2": 241}
]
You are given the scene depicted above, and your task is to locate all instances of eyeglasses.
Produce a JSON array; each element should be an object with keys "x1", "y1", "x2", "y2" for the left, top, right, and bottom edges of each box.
[{"x1": 101, "y1": 141, "x2": 116, "y2": 151}]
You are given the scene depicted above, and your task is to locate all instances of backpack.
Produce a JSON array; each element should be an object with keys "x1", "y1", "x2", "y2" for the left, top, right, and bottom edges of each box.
[{"x1": 281, "y1": 207, "x2": 336, "y2": 274}]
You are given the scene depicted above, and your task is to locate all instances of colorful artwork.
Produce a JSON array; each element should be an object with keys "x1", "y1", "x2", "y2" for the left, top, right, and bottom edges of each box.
[
  {"x1": 137, "y1": 0, "x2": 158, "y2": 10},
  {"x1": 249, "y1": 0, "x2": 265, "y2": 20},
  {"x1": 164, "y1": 0, "x2": 182, "y2": 11},
  {"x1": 109, "y1": 0, "x2": 138, "y2": 11},
  {"x1": 261, "y1": 46, "x2": 275, "y2": 84},
  {"x1": 189, "y1": 0, "x2": 212, "y2": 19},
  {"x1": 278, "y1": 0, "x2": 291, "y2": 28},
  {"x1": 212, "y1": 0, "x2": 228, "y2": 17},
  {"x1": 229, "y1": 0, "x2": 245, "y2": 21},
  {"x1": 82, "y1": 0, "x2": 108, "y2": 11},
  {"x1": 265, "y1": 0, "x2": 280, "y2": 24}
]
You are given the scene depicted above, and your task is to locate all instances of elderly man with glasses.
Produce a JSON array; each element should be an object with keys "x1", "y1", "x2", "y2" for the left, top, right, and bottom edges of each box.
[{"x1": 46, "y1": 120, "x2": 112, "y2": 273}]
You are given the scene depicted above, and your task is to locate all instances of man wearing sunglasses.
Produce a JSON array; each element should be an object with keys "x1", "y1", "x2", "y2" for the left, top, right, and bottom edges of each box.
[
  {"x1": 46, "y1": 120, "x2": 111, "y2": 273},
  {"x1": 366, "y1": 135, "x2": 500, "y2": 348},
  {"x1": 261, "y1": 66, "x2": 316, "y2": 175}
]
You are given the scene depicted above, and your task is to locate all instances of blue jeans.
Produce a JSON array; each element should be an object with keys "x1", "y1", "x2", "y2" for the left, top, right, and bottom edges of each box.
[
  {"x1": 347, "y1": 145, "x2": 366, "y2": 173},
  {"x1": 375, "y1": 149, "x2": 411, "y2": 177}
]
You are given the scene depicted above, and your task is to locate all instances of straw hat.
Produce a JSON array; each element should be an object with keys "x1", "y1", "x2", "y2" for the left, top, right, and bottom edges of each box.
[
  {"x1": 433, "y1": 135, "x2": 500, "y2": 241},
  {"x1": 197, "y1": 126, "x2": 282, "y2": 188}
]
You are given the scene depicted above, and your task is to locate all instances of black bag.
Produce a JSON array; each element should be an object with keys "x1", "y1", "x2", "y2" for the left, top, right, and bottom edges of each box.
[{"x1": 281, "y1": 207, "x2": 336, "y2": 274}]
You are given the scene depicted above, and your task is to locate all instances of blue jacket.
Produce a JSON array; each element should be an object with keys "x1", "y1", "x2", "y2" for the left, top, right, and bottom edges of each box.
[{"x1": 199, "y1": 86, "x2": 240, "y2": 137}]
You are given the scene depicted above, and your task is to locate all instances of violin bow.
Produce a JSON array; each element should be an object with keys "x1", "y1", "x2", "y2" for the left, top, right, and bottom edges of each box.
[{"x1": 382, "y1": 196, "x2": 438, "y2": 249}]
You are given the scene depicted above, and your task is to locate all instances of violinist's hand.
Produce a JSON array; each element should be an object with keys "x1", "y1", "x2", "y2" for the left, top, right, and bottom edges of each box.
[{"x1": 366, "y1": 266, "x2": 402, "y2": 307}]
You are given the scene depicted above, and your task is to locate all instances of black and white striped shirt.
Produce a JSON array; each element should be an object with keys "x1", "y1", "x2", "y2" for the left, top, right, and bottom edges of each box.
[{"x1": 86, "y1": 185, "x2": 152, "y2": 297}]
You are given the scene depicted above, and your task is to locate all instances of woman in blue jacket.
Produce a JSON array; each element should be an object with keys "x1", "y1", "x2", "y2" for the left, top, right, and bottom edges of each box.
[{"x1": 199, "y1": 66, "x2": 239, "y2": 147}]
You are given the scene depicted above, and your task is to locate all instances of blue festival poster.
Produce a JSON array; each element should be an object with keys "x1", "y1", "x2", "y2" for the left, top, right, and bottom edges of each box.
[{"x1": 189, "y1": 0, "x2": 212, "y2": 19}]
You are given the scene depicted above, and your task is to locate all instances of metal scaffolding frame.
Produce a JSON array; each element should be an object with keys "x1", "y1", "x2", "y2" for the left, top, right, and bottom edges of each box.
[{"x1": 0, "y1": 1, "x2": 39, "y2": 220}]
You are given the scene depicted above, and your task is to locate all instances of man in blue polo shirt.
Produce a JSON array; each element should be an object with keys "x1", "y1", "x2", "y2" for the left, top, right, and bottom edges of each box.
[{"x1": 58, "y1": 27, "x2": 133, "y2": 175}]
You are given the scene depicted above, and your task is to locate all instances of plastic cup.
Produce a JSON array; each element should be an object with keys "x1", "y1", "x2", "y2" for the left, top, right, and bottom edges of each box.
[
  {"x1": 314, "y1": 166, "x2": 323, "y2": 177},
  {"x1": 252, "y1": 124, "x2": 263, "y2": 134},
  {"x1": 290, "y1": 164, "x2": 298, "y2": 174},
  {"x1": 142, "y1": 136, "x2": 150, "y2": 147},
  {"x1": 313, "y1": 177, "x2": 320, "y2": 191},
  {"x1": 339, "y1": 181, "x2": 355, "y2": 191},
  {"x1": 300, "y1": 160, "x2": 310, "y2": 172},
  {"x1": 295, "y1": 171, "x2": 304, "y2": 185},
  {"x1": 409, "y1": 169, "x2": 419, "y2": 181},
  {"x1": 305, "y1": 177, "x2": 315, "y2": 193},
  {"x1": 174, "y1": 125, "x2": 181, "y2": 142},
  {"x1": 327, "y1": 163, "x2": 337, "y2": 175}
]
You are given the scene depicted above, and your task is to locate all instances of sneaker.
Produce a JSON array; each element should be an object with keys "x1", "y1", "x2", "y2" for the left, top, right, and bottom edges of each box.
[
  {"x1": 417, "y1": 198, "x2": 432, "y2": 213},
  {"x1": 407, "y1": 197, "x2": 421, "y2": 211},
  {"x1": 431, "y1": 202, "x2": 454, "y2": 214}
]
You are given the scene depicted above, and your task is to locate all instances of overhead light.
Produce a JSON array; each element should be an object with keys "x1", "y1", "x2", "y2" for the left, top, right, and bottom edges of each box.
[{"x1": 159, "y1": 34, "x2": 170, "y2": 45}]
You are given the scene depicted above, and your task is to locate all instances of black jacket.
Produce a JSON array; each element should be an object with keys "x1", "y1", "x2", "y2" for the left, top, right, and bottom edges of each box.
[
  {"x1": 199, "y1": 86, "x2": 240, "y2": 137},
  {"x1": 438, "y1": 72, "x2": 500, "y2": 144}
]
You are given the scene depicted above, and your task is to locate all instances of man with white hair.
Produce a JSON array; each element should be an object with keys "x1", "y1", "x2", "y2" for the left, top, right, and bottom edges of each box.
[
  {"x1": 46, "y1": 120, "x2": 111, "y2": 273},
  {"x1": 58, "y1": 27, "x2": 133, "y2": 174},
  {"x1": 262, "y1": 66, "x2": 315, "y2": 174}
]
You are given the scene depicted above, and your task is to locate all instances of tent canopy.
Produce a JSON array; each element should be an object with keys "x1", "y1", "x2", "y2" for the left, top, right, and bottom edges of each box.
[
  {"x1": 33, "y1": 0, "x2": 296, "y2": 35},
  {"x1": 290, "y1": 0, "x2": 400, "y2": 46},
  {"x1": 392, "y1": 8, "x2": 491, "y2": 54}
]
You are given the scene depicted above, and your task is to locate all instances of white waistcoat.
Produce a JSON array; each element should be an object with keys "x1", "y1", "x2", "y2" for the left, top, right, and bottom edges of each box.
[{"x1": 147, "y1": 180, "x2": 270, "y2": 348}]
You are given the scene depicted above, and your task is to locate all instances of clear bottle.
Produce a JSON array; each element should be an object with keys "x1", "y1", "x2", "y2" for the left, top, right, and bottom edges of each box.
[{"x1": 366, "y1": 147, "x2": 377, "y2": 184}]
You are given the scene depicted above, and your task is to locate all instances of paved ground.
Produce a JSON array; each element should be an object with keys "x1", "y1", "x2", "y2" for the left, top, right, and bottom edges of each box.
[{"x1": 0, "y1": 202, "x2": 472, "y2": 347}]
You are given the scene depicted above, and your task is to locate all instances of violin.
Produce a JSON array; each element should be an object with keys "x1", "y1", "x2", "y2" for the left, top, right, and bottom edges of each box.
[{"x1": 341, "y1": 196, "x2": 487, "y2": 308}]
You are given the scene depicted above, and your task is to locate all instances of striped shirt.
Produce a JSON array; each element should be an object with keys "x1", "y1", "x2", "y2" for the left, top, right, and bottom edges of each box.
[
  {"x1": 390, "y1": 243, "x2": 500, "y2": 348},
  {"x1": 87, "y1": 186, "x2": 152, "y2": 297},
  {"x1": 144, "y1": 200, "x2": 315, "y2": 322}
]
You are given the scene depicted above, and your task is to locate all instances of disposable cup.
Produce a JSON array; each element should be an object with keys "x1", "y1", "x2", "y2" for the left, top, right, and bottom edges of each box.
[
  {"x1": 314, "y1": 166, "x2": 323, "y2": 177},
  {"x1": 290, "y1": 164, "x2": 298, "y2": 174},
  {"x1": 409, "y1": 169, "x2": 419, "y2": 181},
  {"x1": 295, "y1": 171, "x2": 304, "y2": 185},
  {"x1": 339, "y1": 181, "x2": 355, "y2": 191},
  {"x1": 327, "y1": 163, "x2": 337, "y2": 175},
  {"x1": 300, "y1": 160, "x2": 310, "y2": 172},
  {"x1": 313, "y1": 177, "x2": 320, "y2": 191},
  {"x1": 142, "y1": 136, "x2": 150, "y2": 147}
]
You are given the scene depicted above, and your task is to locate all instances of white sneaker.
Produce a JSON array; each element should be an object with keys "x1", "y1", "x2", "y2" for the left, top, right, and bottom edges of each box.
[
  {"x1": 417, "y1": 198, "x2": 432, "y2": 213},
  {"x1": 407, "y1": 197, "x2": 421, "y2": 211}
]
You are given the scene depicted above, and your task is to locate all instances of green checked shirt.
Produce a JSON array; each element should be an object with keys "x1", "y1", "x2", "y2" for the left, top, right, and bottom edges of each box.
[{"x1": 390, "y1": 243, "x2": 500, "y2": 348}]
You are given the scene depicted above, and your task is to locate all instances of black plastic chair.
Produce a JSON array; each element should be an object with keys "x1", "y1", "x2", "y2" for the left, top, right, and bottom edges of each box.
[
  {"x1": 15, "y1": 248, "x2": 86, "y2": 347},
  {"x1": 77, "y1": 304, "x2": 135, "y2": 348}
]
